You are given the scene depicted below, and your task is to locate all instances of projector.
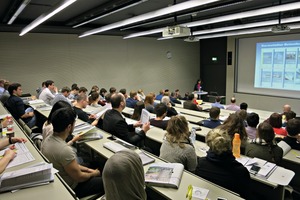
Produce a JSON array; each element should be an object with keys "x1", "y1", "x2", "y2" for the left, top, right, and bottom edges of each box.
[
  {"x1": 271, "y1": 24, "x2": 291, "y2": 33},
  {"x1": 184, "y1": 36, "x2": 199, "y2": 42},
  {"x1": 162, "y1": 25, "x2": 191, "y2": 38}
]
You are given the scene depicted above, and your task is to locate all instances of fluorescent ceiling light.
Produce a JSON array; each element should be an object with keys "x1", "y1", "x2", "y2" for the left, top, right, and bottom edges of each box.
[
  {"x1": 8, "y1": 0, "x2": 31, "y2": 25},
  {"x1": 79, "y1": 0, "x2": 221, "y2": 38},
  {"x1": 19, "y1": 0, "x2": 76, "y2": 36},
  {"x1": 123, "y1": 2, "x2": 300, "y2": 39},
  {"x1": 73, "y1": 0, "x2": 148, "y2": 28}
]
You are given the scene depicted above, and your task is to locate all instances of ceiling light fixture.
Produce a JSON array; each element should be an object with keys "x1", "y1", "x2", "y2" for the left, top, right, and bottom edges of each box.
[
  {"x1": 123, "y1": 2, "x2": 300, "y2": 39},
  {"x1": 79, "y1": 0, "x2": 221, "y2": 38},
  {"x1": 8, "y1": 0, "x2": 31, "y2": 25},
  {"x1": 73, "y1": 0, "x2": 148, "y2": 28},
  {"x1": 19, "y1": 0, "x2": 76, "y2": 36}
]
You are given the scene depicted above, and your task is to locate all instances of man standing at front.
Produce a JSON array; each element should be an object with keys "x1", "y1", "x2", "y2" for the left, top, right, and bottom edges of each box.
[{"x1": 103, "y1": 92, "x2": 150, "y2": 146}]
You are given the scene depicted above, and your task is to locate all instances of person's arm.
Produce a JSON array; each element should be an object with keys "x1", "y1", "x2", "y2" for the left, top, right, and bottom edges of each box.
[
  {"x1": 115, "y1": 120, "x2": 147, "y2": 145},
  {"x1": 64, "y1": 160, "x2": 100, "y2": 183},
  {"x1": 67, "y1": 135, "x2": 82, "y2": 146},
  {"x1": 186, "y1": 146, "x2": 198, "y2": 173},
  {"x1": 0, "y1": 149, "x2": 16, "y2": 173},
  {"x1": 0, "y1": 137, "x2": 27, "y2": 149}
]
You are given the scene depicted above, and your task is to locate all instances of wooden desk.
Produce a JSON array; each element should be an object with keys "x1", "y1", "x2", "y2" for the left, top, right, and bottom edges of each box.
[{"x1": 0, "y1": 104, "x2": 75, "y2": 200}]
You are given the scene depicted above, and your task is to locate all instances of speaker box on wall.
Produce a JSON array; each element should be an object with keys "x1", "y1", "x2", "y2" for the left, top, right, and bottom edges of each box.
[{"x1": 227, "y1": 51, "x2": 232, "y2": 65}]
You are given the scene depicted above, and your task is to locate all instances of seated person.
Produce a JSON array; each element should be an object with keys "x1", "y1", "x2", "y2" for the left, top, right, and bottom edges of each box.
[
  {"x1": 131, "y1": 101, "x2": 145, "y2": 121},
  {"x1": 161, "y1": 96, "x2": 178, "y2": 117},
  {"x1": 198, "y1": 107, "x2": 222, "y2": 129},
  {"x1": 144, "y1": 93, "x2": 155, "y2": 113},
  {"x1": 155, "y1": 89, "x2": 164, "y2": 101},
  {"x1": 245, "y1": 122, "x2": 283, "y2": 165},
  {"x1": 159, "y1": 116, "x2": 197, "y2": 172},
  {"x1": 246, "y1": 112, "x2": 259, "y2": 140},
  {"x1": 103, "y1": 150, "x2": 146, "y2": 200},
  {"x1": 41, "y1": 107, "x2": 104, "y2": 198},
  {"x1": 236, "y1": 109, "x2": 248, "y2": 127},
  {"x1": 183, "y1": 93, "x2": 202, "y2": 111},
  {"x1": 73, "y1": 94, "x2": 99, "y2": 126},
  {"x1": 103, "y1": 93, "x2": 150, "y2": 147},
  {"x1": 283, "y1": 104, "x2": 292, "y2": 113},
  {"x1": 68, "y1": 85, "x2": 79, "y2": 100},
  {"x1": 0, "y1": 136, "x2": 27, "y2": 173},
  {"x1": 39, "y1": 80, "x2": 58, "y2": 105},
  {"x1": 226, "y1": 97, "x2": 240, "y2": 111},
  {"x1": 51, "y1": 86, "x2": 72, "y2": 106},
  {"x1": 282, "y1": 110, "x2": 296, "y2": 127},
  {"x1": 211, "y1": 96, "x2": 225, "y2": 109},
  {"x1": 88, "y1": 92, "x2": 101, "y2": 107},
  {"x1": 149, "y1": 103, "x2": 169, "y2": 130},
  {"x1": 126, "y1": 90, "x2": 139, "y2": 108},
  {"x1": 5, "y1": 83, "x2": 36, "y2": 128},
  {"x1": 137, "y1": 89, "x2": 145, "y2": 101},
  {"x1": 268, "y1": 113, "x2": 287, "y2": 137},
  {"x1": 240, "y1": 102, "x2": 248, "y2": 111},
  {"x1": 119, "y1": 88, "x2": 128, "y2": 99},
  {"x1": 88, "y1": 85, "x2": 99, "y2": 96},
  {"x1": 284, "y1": 118, "x2": 300, "y2": 150},
  {"x1": 195, "y1": 129, "x2": 253, "y2": 200}
]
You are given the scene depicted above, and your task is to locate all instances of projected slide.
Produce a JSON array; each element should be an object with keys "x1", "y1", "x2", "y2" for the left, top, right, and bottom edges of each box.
[{"x1": 254, "y1": 40, "x2": 300, "y2": 91}]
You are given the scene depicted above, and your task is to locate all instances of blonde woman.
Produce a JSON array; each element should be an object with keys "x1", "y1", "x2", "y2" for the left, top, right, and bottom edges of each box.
[{"x1": 159, "y1": 115, "x2": 197, "y2": 172}]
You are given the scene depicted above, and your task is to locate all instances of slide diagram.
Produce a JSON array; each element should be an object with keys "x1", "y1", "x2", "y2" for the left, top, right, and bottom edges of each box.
[{"x1": 254, "y1": 40, "x2": 300, "y2": 91}]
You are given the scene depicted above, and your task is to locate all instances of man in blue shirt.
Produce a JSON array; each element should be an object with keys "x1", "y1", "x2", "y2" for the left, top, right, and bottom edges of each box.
[
  {"x1": 211, "y1": 96, "x2": 225, "y2": 109},
  {"x1": 126, "y1": 90, "x2": 139, "y2": 108},
  {"x1": 199, "y1": 107, "x2": 222, "y2": 129}
]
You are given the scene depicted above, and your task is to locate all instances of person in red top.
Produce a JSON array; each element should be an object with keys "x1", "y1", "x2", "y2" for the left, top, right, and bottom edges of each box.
[{"x1": 268, "y1": 113, "x2": 288, "y2": 137}]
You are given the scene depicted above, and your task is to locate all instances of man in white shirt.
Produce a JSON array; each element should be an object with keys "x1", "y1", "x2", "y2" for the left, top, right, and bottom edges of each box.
[{"x1": 39, "y1": 80, "x2": 58, "y2": 105}]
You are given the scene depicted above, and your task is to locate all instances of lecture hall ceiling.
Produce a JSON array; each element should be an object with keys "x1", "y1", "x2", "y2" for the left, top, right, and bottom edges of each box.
[{"x1": 0, "y1": 0, "x2": 299, "y2": 38}]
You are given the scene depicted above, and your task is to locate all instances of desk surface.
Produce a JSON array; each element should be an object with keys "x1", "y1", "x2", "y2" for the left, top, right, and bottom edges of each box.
[{"x1": 0, "y1": 104, "x2": 75, "y2": 200}]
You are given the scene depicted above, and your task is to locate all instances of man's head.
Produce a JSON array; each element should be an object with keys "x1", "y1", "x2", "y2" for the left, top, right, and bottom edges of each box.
[
  {"x1": 240, "y1": 102, "x2": 248, "y2": 110},
  {"x1": 286, "y1": 118, "x2": 300, "y2": 137},
  {"x1": 231, "y1": 97, "x2": 236, "y2": 104},
  {"x1": 209, "y1": 107, "x2": 220, "y2": 120},
  {"x1": 155, "y1": 103, "x2": 168, "y2": 118},
  {"x1": 129, "y1": 90, "x2": 138, "y2": 99},
  {"x1": 215, "y1": 96, "x2": 221, "y2": 103},
  {"x1": 76, "y1": 94, "x2": 88, "y2": 108},
  {"x1": 8, "y1": 83, "x2": 22, "y2": 96},
  {"x1": 109, "y1": 87, "x2": 116, "y2": 94},
  {"x1": 161, "y1": 96, "x2": 170, "y2": 105},
  {"x1": 111, "y1": 93, "x2": 126, "y2": 110},
  {"x1": 78, "y1": 87, "x2": 87, "y2": 95},
  {"x1": 51, "y1": 107, "x2": 76, "y2": 134},
  {"x1": 0, "y1": 79, "x2": 5, "y2": 87},
  {"x1": 188, "y1": 93, "x2": 195, "y2": 101},
  {"x1": 119, "y1": 88, "x2": 127, "y2": 96},
  {"x1": 283, "y1": 104, "x2": 291, "y2": 113},
  {"x1": 61, "y1": 86, "x2": 71, "y2": 97},
  {"x1": 246, "y1": 112, "x2": 259, "y2": 128},
  {"x1": 45, "y1": 80, "x2": 55, "y2": 90}
]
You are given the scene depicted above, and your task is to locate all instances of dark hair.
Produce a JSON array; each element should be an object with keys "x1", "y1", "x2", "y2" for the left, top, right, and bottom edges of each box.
[
  {"x1": 269, "y1": 113, "x2": 282, "y2": 128},
  {"x1": 219, "y1": 113, "x2": 248, "y2": 140},
  {"x1": 188, "y1": 93, "x2": 194, "y2": 100},
  {"x1": 52, "y1": 107, "x2": 76, "y2": 133},
  {"x1": 8, "y1": 83, "x2": 21, "y2": 95},
  {"x1": 47, "y1": 101, "x2": 72, "y2": 124},
  {"x1": 89, "y1": 92, "x2": 100, "y2": 102},
  {"x1": 237, "y1": 109, "x2": 247, "y2": 121},
  {"x1": 109, "y1": 87, "x2": 116, "y2": 94},
  {"x1": 71, "y1": 83, "x2": 78, "y2": 90},
  {"x1": 286, "y1": 118, "x2": 300, "y2": 136},
  {"x1": 247, "y1": 112, "x2": 259, "y2": 128},
  {"x1": 79, "y1": 87, "x2": 87, "y2": 93},
  {"x1": 45, "y1": 80, "x2": 54, "y2": 88},
  {"x1": 155, "y1": 103, "x2": 168, "y2": 117},
  {"x1": 230, "y1": 97, "x2": 236, "y2": 103},
  {"x1": 119, "y1": 88, "x2": 126, "y2": 95},
  {"x1": 131, "y1": 101, "x2": 145, "y2": 120},
  {"x1": 240, "y1": 102, "x2": 248, "y2": 110},
  {"x1": 284, "y1": 111, "x2": 296, "y2": 121},
  {"x1": 257, "y1": 122, "x2": 275, "y2": 143},
  {"x1": 111, "y1": 93, "x2": 124, "y2": 108},
  {"x1": 89, "y1": 85, "x2": 99, "y2": 95},
  {"x1": 77, "y1": 94, "x2": 87, "y2": 102},
  {"x1": 61, "y1": 86, "x2": 71, "y2": 93},
  {"x1": 215, "y1": 96, "x2": 221, "y2": 102},
  {"x1": 105, "y1": 93, "x2": 112, "y2": 103},
  {"x1": 209, "y1": 107, "x2": 220, "y2": 119}
]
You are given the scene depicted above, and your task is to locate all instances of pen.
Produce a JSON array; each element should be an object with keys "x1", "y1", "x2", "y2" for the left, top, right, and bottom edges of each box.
[{"x1": 186, "y1": 184, "x2": 193, "y2": 200}]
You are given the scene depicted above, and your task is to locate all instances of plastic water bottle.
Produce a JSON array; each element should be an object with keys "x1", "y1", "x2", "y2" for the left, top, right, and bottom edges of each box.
[
  {"x1": 6, "y1": 116, "x2": 14, "y2": 132},
  {"x1": 232, "y1": 133, "x2": 241, "y2": 158},
  {"x1": 189, "y1": 127, "x2": 196, "y2": 144}
]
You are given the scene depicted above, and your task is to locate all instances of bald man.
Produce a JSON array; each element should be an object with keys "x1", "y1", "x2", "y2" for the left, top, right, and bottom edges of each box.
[{"x1": 283, "y1": 104, "x2": 291, "y2": 113}]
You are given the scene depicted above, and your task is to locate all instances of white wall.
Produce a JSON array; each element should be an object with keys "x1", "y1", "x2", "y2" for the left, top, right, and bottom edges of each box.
[
  {"x1": 0, "y1": 33, "x2": 200, "y2": 96},
  {"x1": 226, "y1": 35, "x2": 300, "y2": 114}
]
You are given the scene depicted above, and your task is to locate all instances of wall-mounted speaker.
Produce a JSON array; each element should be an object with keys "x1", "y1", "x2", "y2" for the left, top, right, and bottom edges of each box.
[{"x1": 227, "y1": 51, "x2": 232, "y2": 65}]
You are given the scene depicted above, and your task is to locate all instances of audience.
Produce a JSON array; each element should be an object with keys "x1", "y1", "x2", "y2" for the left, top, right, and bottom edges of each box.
[
  {"x1": 0, "y1": 80, "x2": 10, "y2": 104},
  {"x1": 51, "y1": 86, "x2": 71, "y2": 106},
  {"x1": 268, "y1": 113, "x2": 288, "y2": 137},
  {"x1": 174, "y1": 89, "x2": 182, "y2": 99},
  {"x1": 170, "y1": 92, "x2": 181, "y2": 104},
  {"x1": 137, "y1": 89, "x2": 145, "y2": 101},
  {"x1": 183, "y1": 93, "x2": 202, "y2": 111},
  {"x1": 78, "y1": 87, "x2": 88, "y2": 95},
  {"x1": 39, "y1": 80, "x2": 58, "y2": 105},
  {"x1": 88, "y1": 92, "x2": 101, "y2": 107},
  {"x1": 103, "y1": 150, "x2": 146, "y2": 200},
  {"x1": 99, "y1": 88, "x2": 107, "y2": 100},
  {"x1": 131, "y1": 101, "x2": 145, "y2": 121},
  {"x1": 246, "y1": 112, "x2": 260, "y2": 140},
  {"x1": 159, "y1": 115, "x2": 197, "y2": 172},
  {"x1": 103, "y1": 93, "x2": 150, "y2": 147},
  {"x1": 226, "y1": 97, "x2": 240, "y2": 111},
  {"x1": 283, "y1": 104, "x2": 292, "y2": 113},
  {"x1": 155, "y1": 89, "x2": 164, "y2": 101},
  {"x1": 68, "y1": 84, "x2": 79, "y2": 100},
  {"x1": 195, "y1": 129, "x2": 253, "y2": 200},
  {"x1": 73, "y1": 94, "x2": 99, "y2": 126},
  {"x1": 109, "y1": 87, "x2": 116, "y2": 94},
  {"x1": 5, "y1": 83, "x2": 36, "y2": 128},
  {"x1": 126, "y1": 90, "x2": 139, "y2": 108},
  {"x1": 161, "y1": 96, "x2": 178, "y2": 117},
  {"x1": 211, "y1": 96, "x2": 224, "y2": 109},
  {"x1": 240, "y1": 102, "x2": 248, "y2": 111},
  {"x1": 119, "y1": 88, "x2": 128, "y2": 99},
  {"x1": 284, "y1": 118, "x2": 300, "y2": 150},
  {"x1": 199, "y1": 107, "x2": 222, "y2": 129},
  {"x1": 144, "y1": 93, "x2": 155, "y2": 113},
  {"x1": 282, "y1": 110, "x2": 296, "y2": 127},
  {"x1": 41, "y1": 107, "x2": 104, "y2": 198},
  {"x1": 246, "y1": 122, "x2": 283, "y2": 164},
  {"x1": 88, "y1": 85, "x2": 99, "y2": 96},
  {"x1": 149, "y1": 103, "x2": 169, "y2": 130}
]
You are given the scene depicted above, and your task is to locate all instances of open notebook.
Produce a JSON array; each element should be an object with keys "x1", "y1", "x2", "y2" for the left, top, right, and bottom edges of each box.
[
  {"x1": 145, "y1": 162, "x2": 184, "y2": 189},
  {"x1": 103, "y1": 140, "x2": 155, "y2": 165}
]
